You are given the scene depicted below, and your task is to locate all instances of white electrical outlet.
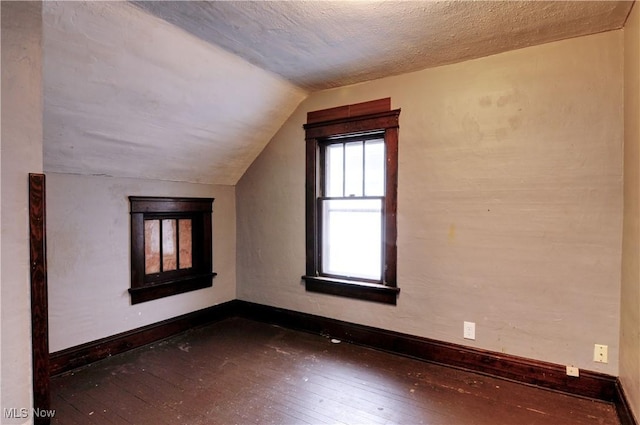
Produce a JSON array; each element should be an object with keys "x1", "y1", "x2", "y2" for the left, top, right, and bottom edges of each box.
[
  {"x1": 463, "y1": 321, "x2": 475, "y2": 340},
  {"x1": 566, "y1": 366, "x2": 580, "y2": 377},
  {"x1": 594, "y1": 344, "x2": 608, "y2": 363}
]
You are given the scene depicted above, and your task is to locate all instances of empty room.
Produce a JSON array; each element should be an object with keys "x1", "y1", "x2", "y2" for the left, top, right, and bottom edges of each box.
[{"x1": 2, "y1": 1, "x2": 640, "y2": 424}]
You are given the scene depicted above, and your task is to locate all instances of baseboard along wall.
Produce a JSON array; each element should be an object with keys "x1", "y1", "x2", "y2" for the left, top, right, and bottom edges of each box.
[{"x1": 49, "y1": 299, "x2": 637, "y2": 425}]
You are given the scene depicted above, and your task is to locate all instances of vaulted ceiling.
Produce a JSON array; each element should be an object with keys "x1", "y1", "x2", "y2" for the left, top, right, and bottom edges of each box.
[
  {"x1": 43, "y1": 1, "x2": 634, "y2": 185},
  {"x1": 132, "y1": 1, "x2": 634, "y2": 91}
]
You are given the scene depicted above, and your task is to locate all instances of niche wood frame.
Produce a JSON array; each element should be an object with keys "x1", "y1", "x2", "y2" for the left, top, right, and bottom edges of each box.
[{"x1": 129, "y1": 196, "x2": 216, "y2": 304}]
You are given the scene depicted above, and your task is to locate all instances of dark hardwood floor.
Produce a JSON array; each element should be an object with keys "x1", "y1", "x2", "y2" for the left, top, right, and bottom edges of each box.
[{"x1": 51, "y1": 317, "x2": 620, "y2": 425}]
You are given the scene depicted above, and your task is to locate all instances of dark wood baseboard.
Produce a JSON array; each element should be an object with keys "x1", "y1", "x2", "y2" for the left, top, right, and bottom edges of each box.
[
  {"x1": 234, "y1": 301, "x2": 618, "y2": 401},
  {"x1": 49, "y1": 299, "x2": 637, "y2": 425},
  {"x1": 236, "y1": 300, "x2": 637, "y2": 424},
  {"x1": 49, "y1": 300, "x2": 239, "y2": 376},
  {"x1": 615, "y1": 380, "x2": 639, "y2": 425}
]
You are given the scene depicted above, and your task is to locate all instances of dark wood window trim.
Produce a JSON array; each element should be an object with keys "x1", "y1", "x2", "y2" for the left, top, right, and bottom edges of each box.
[
  {"x1": 302, "y1": 99, "x2": 400, "y2": 305},
  {"x1": 129, "y1": 196, "x2": 216, "y2": 304}
]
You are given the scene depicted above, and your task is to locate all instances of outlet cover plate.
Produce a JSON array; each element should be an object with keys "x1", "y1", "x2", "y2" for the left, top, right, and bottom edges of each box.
[
  {"x1": 463, "y1": 321, "x2": 475, "y2": 340},
  {"x1": 594, "y1": 344, "x2": 608, "y2": 363},
  {"x1": 566, "y1": 366, "x2": 580, "y2": 377}
]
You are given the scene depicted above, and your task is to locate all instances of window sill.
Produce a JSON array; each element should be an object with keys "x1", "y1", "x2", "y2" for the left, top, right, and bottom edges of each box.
[
  {"x1": 302, "y1": 275, "x2": 399, "y2": 305},
  {"x1": 129, "y1": 272, "x2": 217, "y2": 304}
]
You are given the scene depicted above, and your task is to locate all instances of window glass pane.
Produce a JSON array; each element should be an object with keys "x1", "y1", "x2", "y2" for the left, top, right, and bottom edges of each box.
[
  {"x1": 325, "y1": 143, "x2": 344, "y2": 197},
  {"x1": 364, "y1": 139, "x2": 385, "y2": 196},
  {"x1": 344, "y1": 142, "x2": 363, "y2": 197},
  {"x1": 322, "y1": 199, "x2": 382, "y2": 280},
  {"x1": 162, "y1": 219, "x2": 177, "y2": 271},
  {"x1": 178, "y1": 219, "x2": 193, "y2": 269},
  {"x1": 144, "y1": 220, "x2": 160, "y2": 274}
]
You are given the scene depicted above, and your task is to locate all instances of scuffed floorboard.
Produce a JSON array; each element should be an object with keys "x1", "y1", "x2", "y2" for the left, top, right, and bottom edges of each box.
[{"x1": 51, "y1": 317, "x2": 620, "y2": 425}]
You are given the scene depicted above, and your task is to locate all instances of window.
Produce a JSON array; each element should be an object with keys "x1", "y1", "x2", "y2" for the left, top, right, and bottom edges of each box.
[
  {"x1": 302, "y1": 98, "x2": 400, "y2": 304},
  {"x1": 129, "y1": 197, "x2": 216, "y2": 304}
]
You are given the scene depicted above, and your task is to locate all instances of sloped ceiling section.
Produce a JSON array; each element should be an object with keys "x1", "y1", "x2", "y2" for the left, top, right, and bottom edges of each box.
[
  {"x1": 43, "y1": 1, "x2": 633, "y2": 185},
  {"x1": 43, "y1": 1, "x2": 307, "y2": 185},
  {"x1": 133, "y1": 1, "x2": 633, "y2": 91}
]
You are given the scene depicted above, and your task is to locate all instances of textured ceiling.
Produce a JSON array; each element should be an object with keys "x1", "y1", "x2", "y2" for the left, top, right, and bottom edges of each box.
[
  {"x1": 43, "y1": 2, "x2": 306, "y2": 185},
  {"x1": 43, "y1": 1, "x2": 634, "y2": 185},
  {"x1": 133, "y1": 1, "x2": 633, "y2": 91}
]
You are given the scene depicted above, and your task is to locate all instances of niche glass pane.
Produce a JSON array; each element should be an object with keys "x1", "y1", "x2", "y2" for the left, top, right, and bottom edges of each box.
[
  {"x1": 322, "y1": 199, "x2": 382, "y2": 280},
  {"x1": 178, "y1": 219, "x2": 193, "y2": 269},
  {"x1": 162, "y1": 219, "x2": 177, "y2": 271},
  {"x1": 344, "y1": 142, "x2": 363, "y2": 197},
  {"x1": 325, "y1": 143, "x2": 344, "y2": 197},
  {"x1": 144, "y1": 220, "x2": 160, "y2": 274},
  {"x1": 364, "y1": 139, "x2": 385, "y2": 196}
]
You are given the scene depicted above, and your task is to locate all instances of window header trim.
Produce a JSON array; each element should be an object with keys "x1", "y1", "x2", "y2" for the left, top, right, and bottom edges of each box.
[
  {"x1": 129, "y1": 196, "x2": 213, "y2": 214},
  {"x1": 303, "y1": 109, "x2": 400, "y2": 140},
  {"x1": 306, "y1": 97, "x2": 391, "y2": 124}
]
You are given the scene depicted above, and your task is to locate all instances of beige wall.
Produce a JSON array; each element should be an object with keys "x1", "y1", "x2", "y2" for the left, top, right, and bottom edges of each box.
[
  {"x1": 621, "y1": 2, "x2": 640, "y2": 421},
  {"x1": 1, "y1": 2, "x2": 43, "y2": 423},
  {"x1": 46, "y1": 173, "x2": 236, "y2": 352},
  {"x1": 237, "y1": 31, "x2": 624, "y2": 374}
]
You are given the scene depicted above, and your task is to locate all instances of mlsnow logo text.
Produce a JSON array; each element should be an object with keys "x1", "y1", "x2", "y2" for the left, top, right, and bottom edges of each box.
[{"x1": 4, "y1": 407, "x2": 56, "y2": 419}]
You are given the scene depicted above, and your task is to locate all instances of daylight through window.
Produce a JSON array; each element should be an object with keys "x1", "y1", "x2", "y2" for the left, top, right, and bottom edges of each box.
[{"x1": 321, "y1": 138, "x2": 385, "y2": 281}]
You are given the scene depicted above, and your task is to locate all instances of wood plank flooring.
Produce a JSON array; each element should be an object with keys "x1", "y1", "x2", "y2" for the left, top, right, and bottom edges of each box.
[{"x1": 51, "y1": 317, "x2": 620, "y2": 425}]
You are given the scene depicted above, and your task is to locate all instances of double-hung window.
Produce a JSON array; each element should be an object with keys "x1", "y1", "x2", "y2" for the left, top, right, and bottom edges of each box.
[{"x1": 302, "y1": 98, "x2": 400, "y2": 304}]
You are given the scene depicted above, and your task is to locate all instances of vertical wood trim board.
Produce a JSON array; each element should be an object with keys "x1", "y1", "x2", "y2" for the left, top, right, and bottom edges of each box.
[{"x1": 29, "y1": 173, "x2": 51, "y2": 425}]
